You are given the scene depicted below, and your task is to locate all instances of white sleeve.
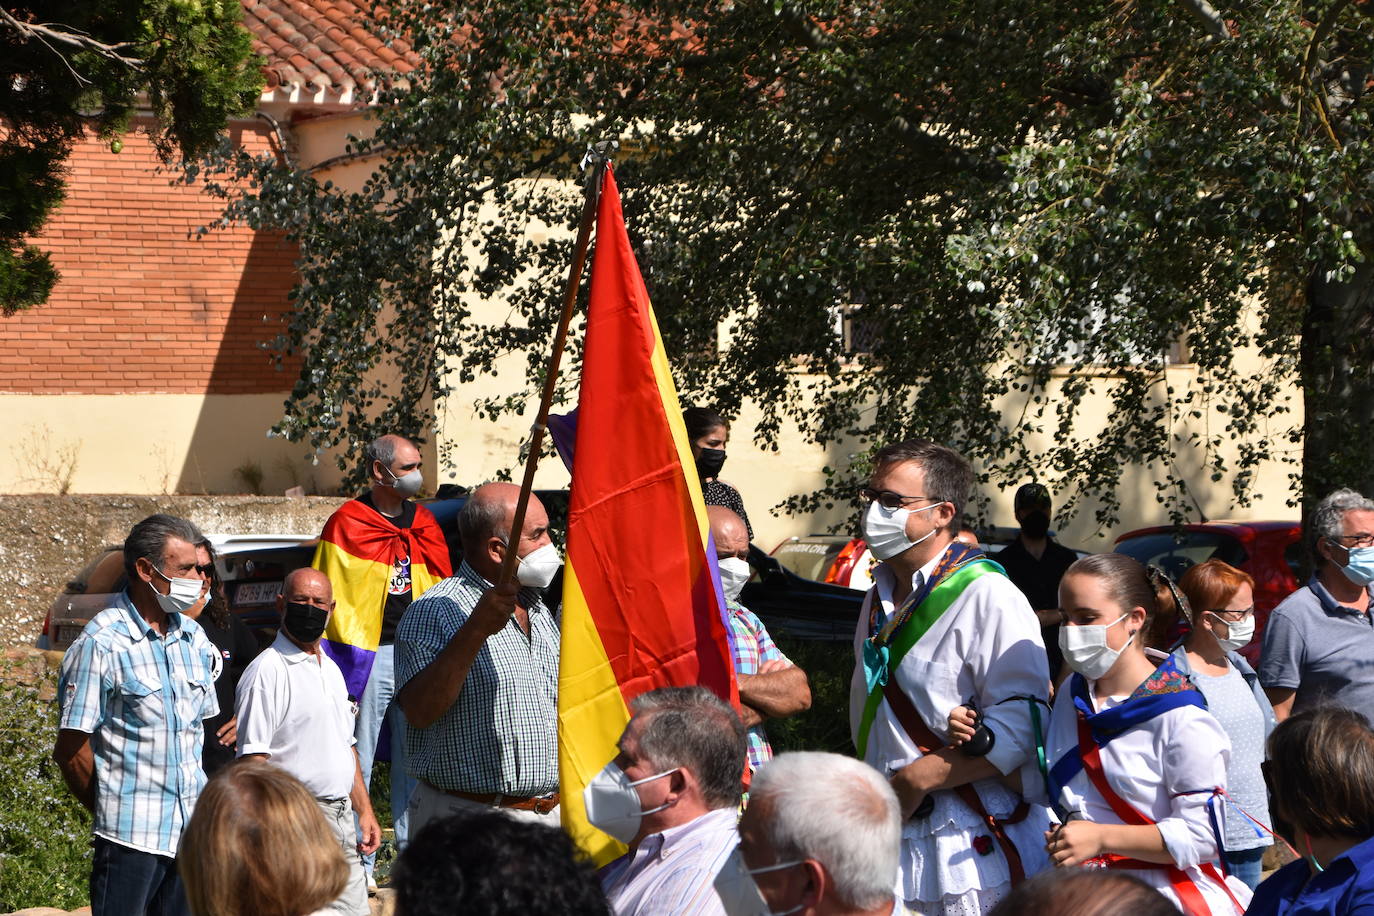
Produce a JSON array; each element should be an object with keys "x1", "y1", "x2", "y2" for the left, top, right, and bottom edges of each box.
[
  {"x1": 1155, "y1": 708, "x2": 1231, "y2": 868},
  {"x1": 967, "y1": 576, "x2": 1052, "y2": 774},
  {"x1": 234, "y1": 658, "x2": 285, "y2": 757}
]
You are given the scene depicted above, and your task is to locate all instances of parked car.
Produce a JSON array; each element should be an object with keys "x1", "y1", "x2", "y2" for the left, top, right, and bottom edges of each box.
[
  {"x1": 38, "y1": 535, "x2": 317, "y2": 651},
  {"x1": 38, "y1": 488, "x2": 573, "y2": 652},
  {"x1": 741, "y1": 544, "x2": 865, "y2": 642},
  {"x1": 1113, "y1": 520, "x2": 1302, "y2": 665}
]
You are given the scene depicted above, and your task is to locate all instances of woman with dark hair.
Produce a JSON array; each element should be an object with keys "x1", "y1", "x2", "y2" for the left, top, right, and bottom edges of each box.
[
  {"x1": 1248, "y1": 706, "x2": 1374, "y2": 915},
  {"x1": 1155, "y1": 559, "x2": 1276, "y2": 889},
  {"x1": 682, "y1": 406, "x2": 753, "y2": 540},
  {"x1": 184, "y1": 539, "x2": 260, "y2": 774},
  {"x1": 953, "y1": 554, "x2": 1250, "y2": 913}
]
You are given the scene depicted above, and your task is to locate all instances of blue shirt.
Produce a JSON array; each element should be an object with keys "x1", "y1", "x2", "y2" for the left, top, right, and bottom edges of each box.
[
  {"x1": 58, "y1": 593, "x2": 221, "y2": 856},
  {"x1": 1247, "y1": 835, "x2": 1374, "y2": 916},
  {"x1": 1260, "y1": 577, "x2": 1374, "y2": 721},
  {"x1": 395, "y1": 560, "x2": 559, "y2": 795}
]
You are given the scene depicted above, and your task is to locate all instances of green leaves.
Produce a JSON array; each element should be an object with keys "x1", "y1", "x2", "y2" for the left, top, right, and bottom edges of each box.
[
  {"x1": 0, "y1": 0, "x2": 263, "y2": 313},
  {"x1": 201, "y1": 0, "x2": 1373, "y2": 516}
]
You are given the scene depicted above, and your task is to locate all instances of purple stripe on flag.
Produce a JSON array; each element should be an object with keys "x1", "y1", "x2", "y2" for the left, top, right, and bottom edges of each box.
[
  {"x1": 549, "y1": 408, "x2": 578, "y2": 472},
  {"x1": 704, "y1": 530, "x2": 740, "y2": 665},
  {"x1": 321, "y1": 639, "x2": 376, "y2": 700}
]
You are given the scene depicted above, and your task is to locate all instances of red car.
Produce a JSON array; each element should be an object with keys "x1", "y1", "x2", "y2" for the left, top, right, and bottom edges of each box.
[{"x1": 1113, "y1": 520, "x2": 1303, "y2": 664}]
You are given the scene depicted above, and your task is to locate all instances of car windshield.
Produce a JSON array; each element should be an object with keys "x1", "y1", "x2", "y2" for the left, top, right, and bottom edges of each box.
[
  {"x1": 1114, "y1": 530, "x2": 1248, "y2": 581},
  {"x1": 772, "y1": 539, "x2": 847, "y2": 582}
]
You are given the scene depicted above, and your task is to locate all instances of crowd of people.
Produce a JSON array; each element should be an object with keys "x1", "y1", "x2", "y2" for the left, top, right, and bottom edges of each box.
[{"x1": 48, "y1": 420, "x2": 1374, "y2": 916}]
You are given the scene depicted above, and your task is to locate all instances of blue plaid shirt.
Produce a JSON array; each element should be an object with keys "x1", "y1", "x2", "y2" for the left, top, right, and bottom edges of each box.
[
  {"x1": 58, "y1": 593, "x2": 221, "y2": 856},
  {"x1": 395, "y1": 561, "x2": 559, "y2": 795}
]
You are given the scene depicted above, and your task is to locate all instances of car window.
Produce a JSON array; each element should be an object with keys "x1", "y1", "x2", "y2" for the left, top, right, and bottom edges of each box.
[
  {"x1": 1114, "y1": 531, "x2": 1247, "y2": 580},
  {"x1": 63, "y1": 548, "x2": 126, "y2": 595},
  {"x1": 1284, "y1": 538, "x2": 1306, "y2": 582},
  {"x1": 773, "y1": 539, "x2": 847, "y2": 582}
]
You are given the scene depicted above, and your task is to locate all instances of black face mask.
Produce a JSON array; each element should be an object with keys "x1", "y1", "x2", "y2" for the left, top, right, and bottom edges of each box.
[
  {"x1": 695, "y1": 447, "x2": 726, "y2": 480},
  {"x1": 283, "y1": 600, "x2": 329, "y2": 643},
  {"x1": 1021, "y1": 510, "x2": 1051, "y2": 539}
]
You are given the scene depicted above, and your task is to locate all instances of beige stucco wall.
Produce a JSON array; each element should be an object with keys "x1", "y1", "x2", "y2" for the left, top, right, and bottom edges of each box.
[
  {"x1": 436, "y1": 325, "x2": 1303, "y2": 554},
  {"x1": 0, "y1": 393, "x2": 350, "y2": 496}
]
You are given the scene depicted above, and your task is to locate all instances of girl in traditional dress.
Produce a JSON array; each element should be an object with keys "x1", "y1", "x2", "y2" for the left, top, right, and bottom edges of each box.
[{"x1": 950, "y1": 554, "x2": 1251, "y2": 915}]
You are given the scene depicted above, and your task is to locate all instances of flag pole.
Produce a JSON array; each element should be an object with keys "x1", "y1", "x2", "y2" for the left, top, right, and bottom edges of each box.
[{"x1": 496, "y1": 142, "x2": 615, "y2": 589}]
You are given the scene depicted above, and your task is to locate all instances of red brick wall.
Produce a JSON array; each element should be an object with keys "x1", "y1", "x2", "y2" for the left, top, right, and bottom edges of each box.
[{"x1": 0, "y1": 118, "x2": 300, "y2": 395}]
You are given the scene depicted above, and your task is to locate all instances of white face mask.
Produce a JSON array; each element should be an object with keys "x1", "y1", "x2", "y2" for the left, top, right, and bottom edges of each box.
[
  {"x1": 1205, "y1": 612, "x2": 1255, "y2": 652},
  {"x1": 714, "y1": 847, "x2": 805, "y2": 916},
  {"x1": 862, "y1": 500, "x2": 942, "y2": 561},
  {"x1": 1059, "y1": 612, "x2": 1131, "y2": 680},
  {"x1": 516, "y1": 542, "x2": 562, "y2": 588},
  {"x1": 718, "y1": 557, "x2": 752, "y2": 603},
  {"x1": 582, "y1": 762, "x2": 678, "y2": 844},
  {"x1": 383, "y1": 464, "x2": 423, "y2": 498},
  {"x1": 151, "y1": 565, "x2": 205, "y2": 615}
]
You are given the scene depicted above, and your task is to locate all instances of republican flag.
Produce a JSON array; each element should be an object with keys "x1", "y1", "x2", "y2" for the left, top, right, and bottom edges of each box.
[
  {"x1": 312, "y1": 502, "x2": 452, "y2": 699},
  {"x1": 558, "y1": 167, "x2": 739, "y2": 865}
]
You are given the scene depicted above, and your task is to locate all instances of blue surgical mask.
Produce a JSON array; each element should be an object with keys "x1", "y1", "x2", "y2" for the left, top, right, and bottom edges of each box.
[{"x1": 1338, "y1": 544, "x2": 1374, "y2": 587}]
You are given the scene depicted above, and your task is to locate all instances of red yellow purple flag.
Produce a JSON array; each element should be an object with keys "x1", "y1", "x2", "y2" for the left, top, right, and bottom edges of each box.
[{"x1": 558, "y1": 167, "x2": 739, "y2": 865}]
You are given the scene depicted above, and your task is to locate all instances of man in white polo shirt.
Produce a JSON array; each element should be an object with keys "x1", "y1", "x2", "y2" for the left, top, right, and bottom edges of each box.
[{"x1": 236, "y1": 567, "x2": 381, "y2": 916}]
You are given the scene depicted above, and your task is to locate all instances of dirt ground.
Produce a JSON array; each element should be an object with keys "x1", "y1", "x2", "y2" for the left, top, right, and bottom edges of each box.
[{"x1": 0, "y1": 494, "x2": 346, "y2": 649}]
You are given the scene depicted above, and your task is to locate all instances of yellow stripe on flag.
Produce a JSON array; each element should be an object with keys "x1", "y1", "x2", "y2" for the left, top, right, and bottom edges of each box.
[{"x1": 558, "y1": 561, "x2": 632, "y2": 866}]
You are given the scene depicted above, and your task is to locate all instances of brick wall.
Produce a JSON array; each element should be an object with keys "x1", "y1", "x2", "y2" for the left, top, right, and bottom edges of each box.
[{"x1": 0, "y1": 118, "x2": 301, "y2": 395}]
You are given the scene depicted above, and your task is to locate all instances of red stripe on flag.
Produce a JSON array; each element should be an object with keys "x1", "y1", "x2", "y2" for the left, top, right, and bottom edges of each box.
[{"x1": 565, "y1": 167, "x2": 736, "y2": 706}]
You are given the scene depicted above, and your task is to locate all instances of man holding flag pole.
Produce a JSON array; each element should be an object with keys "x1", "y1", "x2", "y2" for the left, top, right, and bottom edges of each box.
[{"x1": 390, "y1": 146, "x2": 743, "y2": 893}]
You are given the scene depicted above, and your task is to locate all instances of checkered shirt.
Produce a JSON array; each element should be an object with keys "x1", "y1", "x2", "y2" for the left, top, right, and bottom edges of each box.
[
  {"x1": 58, "y1": 593, "x2": 222, "y2": 856},
  {"x1": 725, "y1": 599, "x2": 788, "y2": 771},
  {"x1": 395, "y1": 560, "x2": 559, "y2": 795}
]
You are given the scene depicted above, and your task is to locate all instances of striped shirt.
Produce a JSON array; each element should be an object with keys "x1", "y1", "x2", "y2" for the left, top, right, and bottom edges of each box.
[
  {"x1": 58, "y1": 593, "x2": 221, "y2": 856},
  {"x1": 599, "y1": 807, "x2": 739, "y2": 916},
  {"x1": 395, "y1": 560, "x2": 559, "y2": 795},
  {"x1": 725, "y1": 600, "x2": 787, "y2": 771}
]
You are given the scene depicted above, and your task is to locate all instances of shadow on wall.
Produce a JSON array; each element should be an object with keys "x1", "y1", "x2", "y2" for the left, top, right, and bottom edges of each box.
[{"x1": 174, "y1": 228, "x2": 336, "y2": 495}]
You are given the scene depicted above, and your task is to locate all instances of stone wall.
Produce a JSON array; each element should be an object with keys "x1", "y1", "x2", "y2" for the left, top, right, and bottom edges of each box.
[{"x1": 0, "y1": 495, "x2": 345, "y2": 648}]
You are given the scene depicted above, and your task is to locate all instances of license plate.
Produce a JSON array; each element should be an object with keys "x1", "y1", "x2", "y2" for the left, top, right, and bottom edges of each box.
[
  {"x1": 234, "y1": 582, "x2": 281, "y2": 606},
  {"x1": 55, "y1": 624, "x2": 85, "y2": 649}
]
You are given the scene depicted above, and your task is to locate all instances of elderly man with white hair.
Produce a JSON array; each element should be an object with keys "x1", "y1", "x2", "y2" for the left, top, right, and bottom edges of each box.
[
  {"x1": 717, "y1": 751, "x2": 906, "y2": 916},
  {"x1": 1262, "y1": 487, "x2": 1374, "y2": 722}
]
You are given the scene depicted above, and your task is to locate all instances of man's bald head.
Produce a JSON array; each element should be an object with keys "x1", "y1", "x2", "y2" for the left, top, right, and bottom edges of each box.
[
  {"x1": 282, "y1": 567, "x2": 333, "y2": 606},
  {"x1": 458, "y1": 482, "x2": 550, "y2": 570},
  {"x1": 708, "y1": 506, "x2": 749, "y2": 560}
]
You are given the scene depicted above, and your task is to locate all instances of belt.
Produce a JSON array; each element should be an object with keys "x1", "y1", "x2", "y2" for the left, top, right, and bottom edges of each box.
[{"x1": 427, "y1": 782, "x2": 560, "y2": 814}]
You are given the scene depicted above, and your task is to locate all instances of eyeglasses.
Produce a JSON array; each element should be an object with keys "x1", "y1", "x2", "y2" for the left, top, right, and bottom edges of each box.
[
  {"x1": 195, "y1": 563, "x2": 215, "y2": 578},
  {"x1": 1329, "y1": 533, "x2": 1374, "y2": 549},
  {"x1": 858, "y1": 488, "x2": 946, "y2": 511},
  {"x1": 1204, "y1": 606, "x2": 1254, "y2": 623}
]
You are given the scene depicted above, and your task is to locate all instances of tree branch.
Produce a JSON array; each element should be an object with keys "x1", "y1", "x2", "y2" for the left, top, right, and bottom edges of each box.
[
  {"x1": 1176, "y1": 0, "x2": 1230, "y2": 41},
  {"x1": 0, "y1": 7, "x2": 145, "y2": 75}
]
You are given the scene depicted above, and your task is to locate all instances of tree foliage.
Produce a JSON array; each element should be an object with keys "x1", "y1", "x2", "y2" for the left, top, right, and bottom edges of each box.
[
  {"x1": 199, "y1": 0, "x2": 1374, "y2": 526},
  {"x1": 0, "y1": 0, "x2": 263, "y2": 314}
]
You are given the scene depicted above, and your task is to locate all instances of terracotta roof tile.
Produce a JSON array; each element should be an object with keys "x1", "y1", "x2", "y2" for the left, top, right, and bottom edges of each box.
[{"x1": 242, "y1": 0, "x2": 420, "y2": 103}]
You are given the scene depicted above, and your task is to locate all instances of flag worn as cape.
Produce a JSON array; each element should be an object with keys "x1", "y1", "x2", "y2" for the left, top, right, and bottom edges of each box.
[
  {"x1": 558, "y1": 167, "x2": 740, "y2": 866},
  {"x1": 313, "y1": 498, "x2": 452, "y2": 698}
]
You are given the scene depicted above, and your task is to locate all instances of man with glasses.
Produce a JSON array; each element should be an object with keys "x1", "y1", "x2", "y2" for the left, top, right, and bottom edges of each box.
[
  {"x1": 54, "y1": 514, "x2": 222, "y2": 916},
  {"x1": 1261, "y1": 487, "x2": 1374, "y2": 722},
  {"x1": 850, "y1": 440, "x2": 1050, "y2": 915}
]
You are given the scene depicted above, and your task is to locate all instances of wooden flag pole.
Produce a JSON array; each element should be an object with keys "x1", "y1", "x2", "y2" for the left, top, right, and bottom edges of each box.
[{"x1": 495, "y1": 144, "x2": 614, "y2": 589}]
